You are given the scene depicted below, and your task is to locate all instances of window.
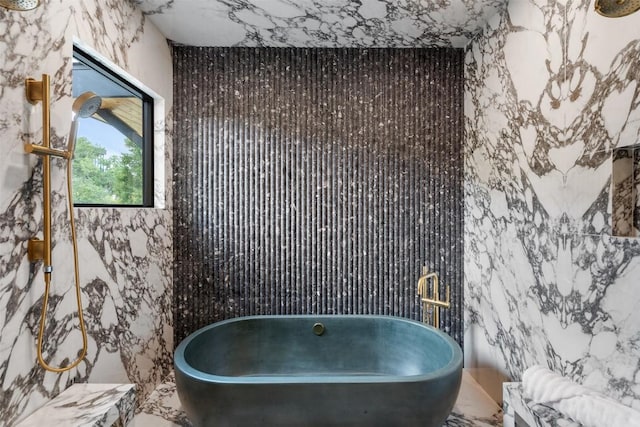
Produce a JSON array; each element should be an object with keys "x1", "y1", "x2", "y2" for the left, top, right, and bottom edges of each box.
[{"x1": 72, "y1": 46, "x2": 153, "y2": 206}]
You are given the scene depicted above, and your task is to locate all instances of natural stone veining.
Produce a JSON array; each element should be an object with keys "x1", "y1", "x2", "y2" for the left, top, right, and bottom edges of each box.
[
  {"x1": 15, "y1": 383, "x2": 136, "y2": 427},
  {"x1": 503, "y1": 383, "x2": 579, "y2": 427},
  {"x1": 464, "y1": 0, "x2": 640, "y2": 408},
  {"x1": 0, "y1": 1, "x2": 173, "y2": 425},
  {"x1": 134, "y1": 0, "x2": 508, "y2": 48}
]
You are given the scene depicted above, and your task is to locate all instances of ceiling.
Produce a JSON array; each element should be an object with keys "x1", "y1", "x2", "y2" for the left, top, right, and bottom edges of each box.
[{"x1": 133, "y1": 0, "x2": 507, "y2": 48}]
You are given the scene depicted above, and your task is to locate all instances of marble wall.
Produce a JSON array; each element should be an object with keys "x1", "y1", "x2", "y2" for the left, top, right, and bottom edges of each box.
[
  {"x1": 464, "y1": 0, "x2": 640, "y2": 408},
  {"x1": 135, "y1": 0, "x2": 507, "y2": 48},
  {"x1": 0, "y1": 1, "x2": 173, "y2": 425}
]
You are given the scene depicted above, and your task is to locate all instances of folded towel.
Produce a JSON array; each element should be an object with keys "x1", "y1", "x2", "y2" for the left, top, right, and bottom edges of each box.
[{"x1": 522, "y1": 365, "x2": 640, "y2": 427}]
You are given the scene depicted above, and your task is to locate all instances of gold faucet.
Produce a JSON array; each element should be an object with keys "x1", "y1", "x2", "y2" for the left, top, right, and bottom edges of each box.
[{"x1": 417, "y1": 267, "x2": 450, "y2": 328}]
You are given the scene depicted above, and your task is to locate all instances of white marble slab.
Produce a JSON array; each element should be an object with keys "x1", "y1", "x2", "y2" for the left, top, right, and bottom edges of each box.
[
  {"x1": 448, "y1": 371, "x2": 504, "y2": 426},
  {"x1": 0, "y1": 1, "x2": 173, "y2": 424},
  {"x1": 503, "y1": 382, "x2": 580, "y2": 427},
  {"x1": 134, "y1": 0, "x2": 507, "y2": 48},
  {"x1": 464, "y1": 0, "x2": 640, "y2": 410},
  {"x1": 134, "y1": 369, "x2": 502, "y2": 426},
  {"x1": 15, "y1": 383, "x2": 136, "y2": 427}
]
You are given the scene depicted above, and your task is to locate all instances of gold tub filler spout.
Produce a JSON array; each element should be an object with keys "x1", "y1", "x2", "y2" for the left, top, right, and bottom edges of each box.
[{"x1": 417, "y1": 267, "x2": 450, "y2": 328}]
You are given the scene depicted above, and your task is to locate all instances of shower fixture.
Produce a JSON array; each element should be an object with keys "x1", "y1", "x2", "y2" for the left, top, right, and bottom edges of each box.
[
  {"x1": 67, "y1": 91, "x2": 102, "y2": 157},
  {"x1": 24, "y1": 74, "x2": 99, "y2": 372},
  {"x1": 0, "y1": 0, "x2": 39, "y2": 11},
  {"x1": 24, "y1": 90, "x2": 101, "y2": 160},
  {"x1": 595, "y1": 0, "x2": 640, "y2": 17}
]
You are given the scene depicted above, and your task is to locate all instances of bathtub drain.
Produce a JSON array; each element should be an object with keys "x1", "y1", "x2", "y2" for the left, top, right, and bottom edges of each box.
[{"x1": 312, "y1": 323, "x2": 325, "y2": 336}]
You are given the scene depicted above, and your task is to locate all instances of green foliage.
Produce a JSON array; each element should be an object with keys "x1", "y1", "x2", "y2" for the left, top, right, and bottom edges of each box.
[
  {"x1": 113, "y1": 138, "x2": 143, "y2": 204},
  {"x1": 72, "y1": 137, "x2": 143, "y2": 205}
]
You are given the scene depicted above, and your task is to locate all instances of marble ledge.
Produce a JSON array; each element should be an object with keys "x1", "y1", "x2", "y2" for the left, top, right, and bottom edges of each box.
[
  {"x1": 135, "y1": 369, "x2": 503, "y2": 426},
  {"x1": 15, "y1": 383, "x2": 136, "y2": 427},
  {"x1": 503, "y1": 383, "x2": 579, "y2": 427}
]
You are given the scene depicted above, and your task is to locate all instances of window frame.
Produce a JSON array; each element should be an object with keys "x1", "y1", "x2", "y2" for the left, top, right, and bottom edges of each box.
[{"x1": 72, "y1": 46, "x2": 154, "y2": 208}]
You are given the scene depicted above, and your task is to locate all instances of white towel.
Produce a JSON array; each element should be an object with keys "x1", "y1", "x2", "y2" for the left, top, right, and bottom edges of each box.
[{"x1": 522, "y1": 365, "x2": 640, "y2": 427}]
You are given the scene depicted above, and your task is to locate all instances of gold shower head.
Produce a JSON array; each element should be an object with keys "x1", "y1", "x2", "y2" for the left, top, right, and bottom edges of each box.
[
  {"x1": 0, "y1": 0, "x2": 40, "y2": 11},
  {"x1": 595, "y1": 0, "x2": 640, "y2": 17}
]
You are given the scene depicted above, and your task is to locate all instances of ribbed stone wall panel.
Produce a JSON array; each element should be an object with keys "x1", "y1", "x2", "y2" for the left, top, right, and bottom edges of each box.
[{"x1": 173, "y1": 47, "x2": 464, "y2": 346}]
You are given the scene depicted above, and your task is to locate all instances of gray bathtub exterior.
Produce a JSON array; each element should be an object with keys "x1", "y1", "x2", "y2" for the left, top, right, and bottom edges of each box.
[{"x1": 174, "y1": 315, "x2": 463, "y2": 427}]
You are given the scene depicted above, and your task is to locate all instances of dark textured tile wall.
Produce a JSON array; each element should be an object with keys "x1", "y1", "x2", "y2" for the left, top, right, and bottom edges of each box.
[{"x1": 173, "y1": 47, "x2": 464, "y2": 346}]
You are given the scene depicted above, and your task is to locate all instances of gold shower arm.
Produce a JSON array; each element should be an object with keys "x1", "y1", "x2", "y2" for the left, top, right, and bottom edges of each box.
[{"x1": 24, "y1": 143, "x2": 71, "y2": 159}]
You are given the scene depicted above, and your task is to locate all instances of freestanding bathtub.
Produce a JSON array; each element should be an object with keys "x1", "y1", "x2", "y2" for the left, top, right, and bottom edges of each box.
[{"x1": 174, "y1": 315, "x2": 462, "y2": 427}]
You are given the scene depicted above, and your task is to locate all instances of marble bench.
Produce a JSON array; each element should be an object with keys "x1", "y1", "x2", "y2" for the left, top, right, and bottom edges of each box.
[
  {"x1": 15, "y1": 383, "x2": 136, "y2": 427},
  {"x1": 503, "y1": 382, "x2": 580, "y2": 427}
]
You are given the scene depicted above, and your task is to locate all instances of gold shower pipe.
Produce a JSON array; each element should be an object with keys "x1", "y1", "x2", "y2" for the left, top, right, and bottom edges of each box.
[{"x1": 25, "y1": 75, "x2": 53, "y2": 271}]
